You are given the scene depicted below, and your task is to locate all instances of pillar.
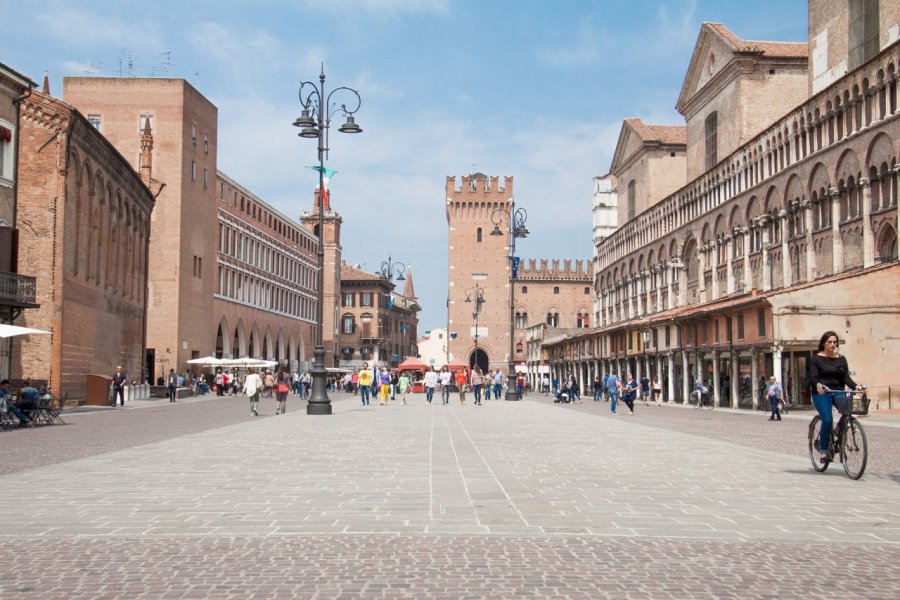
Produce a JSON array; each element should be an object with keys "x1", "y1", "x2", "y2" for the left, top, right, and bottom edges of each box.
[
  {"x1": 830, "y1": 187, "x2": 842, "y2": 273},
  {"x1": 681, "y1": 351, "x2": 689, "y2": 406},
  {"x1": 773, "y1": 344, "x2": 783, "y2": 385},
  {"x1": 860, "y1": 178, "x2": 874, "y2": 267},
  {"x1": 750, "y1": 348, "x2": 759, "y2": 410},
  {"x1": 730, "y1": 350, "x2": 739, "y2": 409},
  {"x1": 698, "y1": 247, "x2": 707, "y2": 302},
  {"x1": 803, "y1": 200, "x2": 816, "y2": 281},
  {"x1": 666, "y1": 352, "x2": 675, "y2": 404},
  {"x1": 712, "y1": 350, "x2": 720, "y2": 407},
  {"x1": 725, "y1": 235, "x2": 735, "y2": 295},
  {"x1": 761, "y1": 216, "x2": 772, "y2": 292},
  {"x1": 742, "y1": 227, "x2": 752, "y2": 291},
  {"x1": 780, "y1": 210, "x2": 791, "y2": 288},
  {"x1": 711, "y1": 242, "x2": 721, "y2": 300}
]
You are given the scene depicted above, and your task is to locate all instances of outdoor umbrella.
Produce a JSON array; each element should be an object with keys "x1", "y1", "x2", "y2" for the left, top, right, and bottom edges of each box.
[
  {"x1": 0, "y1": 324, "x2": 51, "y2": 338},
  {"x1": 187, "y1": 356, "x2": 224, "y2": 366}
]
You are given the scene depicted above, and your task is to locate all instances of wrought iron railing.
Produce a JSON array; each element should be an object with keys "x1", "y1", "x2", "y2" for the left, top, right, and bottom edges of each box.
[{"x1": 0, "y1": 271, "x2": 37, "y2": 305}]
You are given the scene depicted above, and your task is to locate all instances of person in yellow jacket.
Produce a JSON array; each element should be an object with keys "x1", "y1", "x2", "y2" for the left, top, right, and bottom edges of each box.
[{"x1": 358, "y1": 364, "x2": 373, "y2": 406}]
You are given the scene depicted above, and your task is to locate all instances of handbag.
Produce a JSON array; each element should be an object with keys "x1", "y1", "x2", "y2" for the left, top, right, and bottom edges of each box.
[{"x1": 276, "y1": 384, "x2": 289, "y2": 393}]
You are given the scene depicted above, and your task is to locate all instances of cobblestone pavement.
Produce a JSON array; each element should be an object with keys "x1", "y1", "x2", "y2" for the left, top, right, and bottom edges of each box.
[{"x1": 1, "y1": 392, "x2": 899, "y2": 598}]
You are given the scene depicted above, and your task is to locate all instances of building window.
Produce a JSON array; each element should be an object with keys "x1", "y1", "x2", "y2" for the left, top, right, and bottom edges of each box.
[
  {"x1": 515, "y1": 311, "x2": 528, "y2": 329},
  {"x1": 757, "y1": 309, "x2": 766, "y2": 337},
  {"x1": 737, "y1": 314, "x2": 745, "y2": 340},
  {"x1": 0, "y1": 121, "x2": 14, "y2": 182},
  {"x1": 576, "y1": 312, "x2": 589, "y2": 328},
  {"x1": 627, "y1": 180, "x2": 636, "y2": 220},
  {"x1": 476, "y1": 227, "x2": 482, "y2": 243},
  {"x1": 342, "y1": 292, "x2": 355, "y2": 307},
  {"x1": 705, "y1": 112, "x2": 718, "y2": 170},
  {"x1": 546, "y1": 312, "x2": 559, "y2": 327},
  {"x1": 584, "y1": 287, "x2": 590, "y2": 294},
  {"x1": 203, "y1": 134, "x2": 209, "y2": 153},
  {"x1": 553, "y1": 286, "x2": 560, "y2": 294},
  {"x1": 342, "y1": 315, "x2": 355, "y2": 334},
  {"x1": 87, "y1": 114, "x2": 101, "y2": 130},
  {"x1": 191, "y1": 124, "x2": 197, "y2": 146},
  {"x1": 203, "y1": 168, "x2": 208, "y2": 188},
  {"x1": 192, "y1": 255, "x2": 202, "y2": 278},
  {"x1": 665, "y1": 325, "x2": 671, "y2": 347},
  {"x1": 360, "y1": 292, "x2": 373, "y2": 306},
  {"x1": 521, "y1": 286, "x2": 528, "y2": 294},
  {"x1": 191, "y1": 161, "x2": 196, "y2": 181}
]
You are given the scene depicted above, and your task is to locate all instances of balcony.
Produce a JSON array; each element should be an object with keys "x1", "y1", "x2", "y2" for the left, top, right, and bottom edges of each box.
[{"x1": 0, "y1": 271, "x2": 38, "y2": 308}]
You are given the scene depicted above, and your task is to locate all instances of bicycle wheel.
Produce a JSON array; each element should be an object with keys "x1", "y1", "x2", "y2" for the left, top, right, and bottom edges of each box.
[
  {"x1": 808, "y1": 416, "x2": 829, "y2": 472},
  {"x1": 841, "y1": 418, "x2": 868, "y2": 480}
]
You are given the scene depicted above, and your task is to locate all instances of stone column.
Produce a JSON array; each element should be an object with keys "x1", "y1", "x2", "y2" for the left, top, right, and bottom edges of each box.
[
  {"x1": 681, "y1": 351, "x2": 690, "y2": 406},
  {"x1": 698, "y1": 246, "x2": 707, "y2": 303},
  {"x1": 710, "y1": 241, "x2": 721, "y2": 300},
  {"x1": 712, "y1": 350, "x2": 720, "y2": 407},
  {"x1": 830, "y1": 187, "x2": 842, "y2": 273},
  {"x1": 780, "y1": 210, "x2": 791, "y2": 288},
  {"x1": 725, "y1": 234, "x2": 735, "y2": 295},
  {"x1": 761, "y1": 216, "x2": 772, "y2": 292},
  {"x1": 730, "y1": 350, "x2": 739, "y2": 409},
  {"x1": 803, "y1": 199, "x2": 816, "y2": 281},
  {"x1": 860, "y1": 177, "x2": 874, "y2": 267},
  {"x1": 666, "y1": 352, "x2": 675, "y2": 404},
  {"x1": 750, "y1": 348, "x2": 759, "y2": 411},
  {"x1": 773, "y1": 345, "x2": 783, "y2": 385},
  {"x1": 655, "y1": 266, "x2": 663, "y2": 313},
  {"x1": 742, "y1": 227, "x2": 752, "y2": 291},
  {"x1": 644, "y1": 271, "x2": 652, "y2": 316},
  {"x1": 667, "y1": 265, "x2": 674, "y2": 309}
]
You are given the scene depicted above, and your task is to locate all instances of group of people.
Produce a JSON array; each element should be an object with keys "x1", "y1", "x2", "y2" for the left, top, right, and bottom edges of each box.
[
  {"x1": 0, "y1": 379, "x2": 42, "y2": 426},
  {"x1": 356, "y1": 364, "x2": 414, "y2": 405},
  {"x1": 352, "y1": 364, "x2": 524, "y2": 407},
  {"x1": 241, "y1": 366, "x2": 293, "y2": 416}
]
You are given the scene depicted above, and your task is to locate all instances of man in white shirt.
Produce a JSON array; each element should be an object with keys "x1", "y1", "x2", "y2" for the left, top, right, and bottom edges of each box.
[{"x1": 242, "y1": 368, "x2": 263, "y2": 416}]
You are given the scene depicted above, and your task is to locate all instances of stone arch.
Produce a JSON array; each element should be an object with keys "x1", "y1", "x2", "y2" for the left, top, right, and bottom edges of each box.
[
  {"x1": 276, "y1": 329, "x2": 286, "y2": 364},
  {"x1": 875, "y1": 222, "x2": 897, "y2": 261},
  {"x1": 728, "y1": 205, "x2": 743, "y2": 230},
  {"x1": 216, "y1": 315, "x2": 230, "y2": 357},
  {"x1": 784, "y1": 173, "x2": 803, "y2": 204},
  {"x1": 865, "y1": 132, "x2": 895, "y2": 171},
  {"x1": 262, "y1": 327, "x2": 274, "y2": 359},
  {"x1": 834, "y1": 147, "x2": 861, "y2": 184},
  {"x1": 249, "y1": 323, "x2": 261, "y2": 358},
  {"x1": 234, "y1": 320, "x2": 246, "y2": 358}
]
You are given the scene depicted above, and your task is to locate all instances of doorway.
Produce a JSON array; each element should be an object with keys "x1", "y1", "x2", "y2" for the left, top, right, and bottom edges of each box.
[{"x1": 469, "y1": 348, "x2": 489, "y2": 373}]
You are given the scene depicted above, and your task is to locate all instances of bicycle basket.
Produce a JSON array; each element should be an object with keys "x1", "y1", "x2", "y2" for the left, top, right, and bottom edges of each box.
[{"x1": 835, "y1": 393, "x2": 869, "y2": 416}]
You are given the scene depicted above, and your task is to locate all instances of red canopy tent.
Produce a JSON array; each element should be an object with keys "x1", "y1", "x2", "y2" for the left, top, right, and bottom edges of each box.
[
  {"x1": 446, "y1": 358, "x2": 468, "y2": 372},
  {"x1": 397, "y1": 357, "x2": 427, "y2": 393}
]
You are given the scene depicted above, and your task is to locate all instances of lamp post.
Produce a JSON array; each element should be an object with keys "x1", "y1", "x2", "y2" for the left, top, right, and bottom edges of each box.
[
  {"x1": 380, "y1": 254, "x2": 406, "y2": 283},
  {"x1": 490, "y1": 199, "x2": 528, "y2": 400},
  {"x1": 293, "y1": 65, "x2": 362, "y2": 415},
  {"x1": 464, "y1": 284, "x2": 485, "y2": 370}
]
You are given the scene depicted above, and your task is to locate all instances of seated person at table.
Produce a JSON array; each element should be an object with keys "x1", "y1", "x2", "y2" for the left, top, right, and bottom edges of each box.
[{"x1": 1, "y1": 379, "x2": 30, "y2": 425}]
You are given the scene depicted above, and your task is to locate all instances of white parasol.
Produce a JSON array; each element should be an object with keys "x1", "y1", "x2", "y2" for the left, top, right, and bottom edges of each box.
[{"x1": 0, "y1": 324, "x2": 51, "y2": 338}]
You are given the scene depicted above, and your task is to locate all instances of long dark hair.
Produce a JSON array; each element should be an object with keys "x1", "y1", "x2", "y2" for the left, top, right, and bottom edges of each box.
[{"x1": 817, "y1": 330, "x2": 839, "y2": 351}]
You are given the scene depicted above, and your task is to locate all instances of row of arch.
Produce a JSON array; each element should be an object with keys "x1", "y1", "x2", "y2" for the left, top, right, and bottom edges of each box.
[
  {"x1": 601, "y1": 46, "x2": 900, "y2": 268},
  {"x1": 214, "y1": 316, "x2": 309, "y2": 368},
  {"x1": 66, "y1": 149, "x2": 153, "y2": 302}
]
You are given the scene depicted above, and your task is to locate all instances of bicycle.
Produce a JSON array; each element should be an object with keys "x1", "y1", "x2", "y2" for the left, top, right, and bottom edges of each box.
[{"x1": 807, "y1": 388, "x2": 869, "y2": 480}]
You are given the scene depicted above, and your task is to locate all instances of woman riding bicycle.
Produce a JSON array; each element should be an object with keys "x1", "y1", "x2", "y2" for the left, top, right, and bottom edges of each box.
[{"x1": 809, "y1": 330, "x2": 861, "y2": 463}]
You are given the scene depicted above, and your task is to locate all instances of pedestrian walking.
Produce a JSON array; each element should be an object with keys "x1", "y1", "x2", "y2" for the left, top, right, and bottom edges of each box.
[
  {"x1": 456, "y1": 367, "x2": 469, "y2": 404},
  {"x1": 471, "y1": 367, "x2": 484, "y2": 405},
  {"x1": 398, "y1": 371, "x2": 411, "y2": 405},
  {"x1": 592, "y1": 375, "x2": 603, "y2": 402},
  {"x1": 111, "y1": 365, "x2": 127, "y2": 407},
  {"x1": 640, "y1": 374, "x2": 651, "y2": 407},
  {"x1": 652, "y1": 376, "x2": 662, "y2": 406},
  {"x1": 243, "y1": 368, "x2": 263, "y2": 416},
  {"x1": 166, "y1": 368, "x2": 178, "y2": 403},
  {"x1": 622, "y1": 373, "x2": 638, "y2": 415},
  {"x1": 766, "y1": 375, "x2": 783, "y2": 421},
  {"x1": 423, "y1": 365, "x2": 438, "y2": 403},
  {"x1": 358, "y1": 363, "x2": 373, "y2": 406},
  {"x1": 439, "y1": 365, "x2": 452, "y2": 405},
  {"x1": 215, "y1": 370, "x2": 224, "y2": 397},
  {"x1": 492, "y1": 369, "x2": 504, "y2": 400},
  {"x1": 516, "y1": 371, "x2": 527, "y2": 400},
  {"x1": 606, "y1": 373, "x2": 620, "y2": 414},
  {"x1": 275, "y1": 366, "x2": 291, "y2": 415},
  {"x1": 378, "y1": 367, "x2": 391, "y2": 405}
]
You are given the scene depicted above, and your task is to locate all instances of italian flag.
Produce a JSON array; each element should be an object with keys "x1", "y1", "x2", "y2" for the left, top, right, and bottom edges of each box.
[{"x1": 307, "y1": 166, "x2": 338, "y2": 207}]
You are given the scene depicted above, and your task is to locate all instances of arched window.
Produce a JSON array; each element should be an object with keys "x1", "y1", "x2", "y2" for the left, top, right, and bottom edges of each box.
[
  {"x1": 515, "y1": 311, "x2": 528, "y2": 329},
  {"x1": 627, "y1": 180, "x2": 636, "y2": 220},
  {"x1": 546, "y1": 312, "x2": 559, "y2": 327},
  {"x1": 576, "y1": 312, "x2": 589, "y2": 328},
  {"x1": 705, "y1": 112, "x2": 718, "y2": 170},
  {"x1": 476, "y1": 227, "x2": 482, "y2": 243}
]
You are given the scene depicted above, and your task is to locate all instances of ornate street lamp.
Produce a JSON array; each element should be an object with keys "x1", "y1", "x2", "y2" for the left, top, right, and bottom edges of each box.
[
  {"x1": 294, "y1": 65, "x2": 362, "y2": 415},
  {"x1": 464, "y1": 284, "x2": 485, "y2": 370},
  {"x1": 380, "y1": 254, "x2": 406, "y2": 283},
  {"x1": 490, "y1": 200, "x2": 528, "y2": 400}
]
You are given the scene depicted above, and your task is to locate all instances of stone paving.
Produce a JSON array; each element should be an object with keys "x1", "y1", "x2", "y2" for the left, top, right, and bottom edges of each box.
[{"x1": 1, "y1": 392, "x2": 899, "y2": 598}]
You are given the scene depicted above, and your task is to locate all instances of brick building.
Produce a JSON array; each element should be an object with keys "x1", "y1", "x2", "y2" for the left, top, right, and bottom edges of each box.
[
  {"x1": 445, "y1": 173, "x2": 592, "y2": 376},
  {"x1": 546, "y1": 3, "x2": 900, "y2": 410},
  {"x1": 0, "y1": 63, "x2": 39, "y2": 380},
  {"x1": 63, "y1": 77, "x2": 321, "y2": 381},
  {"x1": 213, "y1": 172, "x2": 317, "y2": 368},
  {"x1": 338, "y1": 262, "x2": 420, "y2": 368},
  {"x1": 15, "y1": 87, "x2": 155, "y2": 398}
]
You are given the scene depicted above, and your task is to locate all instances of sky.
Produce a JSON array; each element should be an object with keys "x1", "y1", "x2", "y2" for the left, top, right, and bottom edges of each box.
[{"x1": 1, "y1": 0, "x2": 808, "y2": 331}]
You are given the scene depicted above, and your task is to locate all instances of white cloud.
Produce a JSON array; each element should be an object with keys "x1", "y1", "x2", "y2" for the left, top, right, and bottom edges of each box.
[{"x1": 35, "y1": 7, "x2": 161, "y2": 50}]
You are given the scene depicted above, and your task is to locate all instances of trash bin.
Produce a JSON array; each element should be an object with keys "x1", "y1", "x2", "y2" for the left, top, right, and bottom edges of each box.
[{"x1": 86, "y1": 374, "x2": 113, "y2": 406}]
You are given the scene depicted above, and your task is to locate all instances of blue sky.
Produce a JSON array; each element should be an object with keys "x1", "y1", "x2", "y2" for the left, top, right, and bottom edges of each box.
[{"x1": 1, "y1": 0, "x2": 808, "y2": 331}]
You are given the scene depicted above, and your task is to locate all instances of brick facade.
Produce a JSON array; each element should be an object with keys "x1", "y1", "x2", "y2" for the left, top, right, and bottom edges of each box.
[
  {"x1": 15, "y1": 90, "x2": 154, "y2": 399},
  {"x1": 446, "y1": 174, "x2": 592, "y2": 375}
]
